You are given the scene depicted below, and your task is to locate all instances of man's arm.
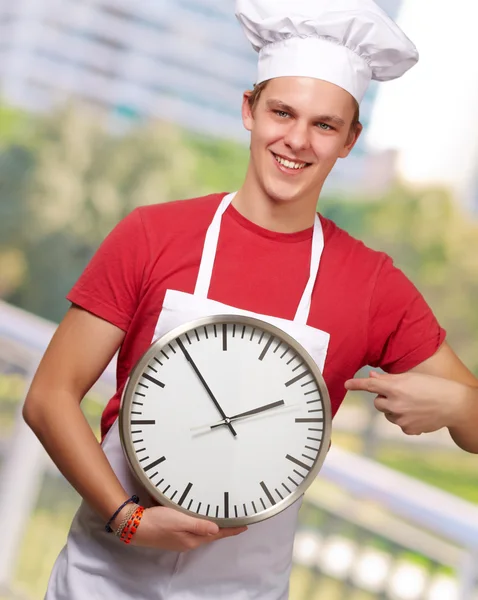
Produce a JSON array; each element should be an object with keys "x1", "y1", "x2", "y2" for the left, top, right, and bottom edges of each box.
[
  {"x1": 345, "y1": 342, "x2": 478, "y2": 454},
  {"x1": 408, "y1": 342, "x2": 478, "y2": 453}
]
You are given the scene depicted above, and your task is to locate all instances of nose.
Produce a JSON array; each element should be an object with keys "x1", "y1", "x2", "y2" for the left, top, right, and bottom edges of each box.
[{"x1": 283, "y1": 120, "x2": 311, "y2": 154}]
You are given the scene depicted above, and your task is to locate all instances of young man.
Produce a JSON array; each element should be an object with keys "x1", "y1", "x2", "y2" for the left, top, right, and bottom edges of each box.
[{"x1": 23, "y1": 0, "x2": 478, "y2": 598}]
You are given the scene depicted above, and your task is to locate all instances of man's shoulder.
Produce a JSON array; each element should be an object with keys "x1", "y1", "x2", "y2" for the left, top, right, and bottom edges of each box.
[
  {"x1": 320, "y1": 214, "x2": 386, "y2": 259},
  {"x1": 136, "y1": 193, "x2": 227, "y2": 228}
]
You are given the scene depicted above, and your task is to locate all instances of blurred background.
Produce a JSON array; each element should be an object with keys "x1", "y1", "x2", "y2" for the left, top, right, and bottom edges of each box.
[{"x1": 1, "y1": 1, "x2": 478, "y2": 599}]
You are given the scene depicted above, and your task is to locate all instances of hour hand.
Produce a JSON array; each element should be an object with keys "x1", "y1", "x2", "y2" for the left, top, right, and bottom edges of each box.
[
  {"x1": 191, "y1": 401, "x2": 287, "y2": 434},
  {"x1": 215, "y1": 400, "x2": 286, "y2": 428}
]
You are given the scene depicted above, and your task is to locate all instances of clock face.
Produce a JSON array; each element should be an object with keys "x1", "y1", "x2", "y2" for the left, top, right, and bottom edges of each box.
[{"x1": 120, "y1": 315, "x2": 331, "y2": 527}]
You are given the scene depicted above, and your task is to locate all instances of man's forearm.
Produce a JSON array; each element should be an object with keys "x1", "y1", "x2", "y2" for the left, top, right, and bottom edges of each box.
[{"x1": 448, "y1": 385, "x2": 478, "y2": 454}]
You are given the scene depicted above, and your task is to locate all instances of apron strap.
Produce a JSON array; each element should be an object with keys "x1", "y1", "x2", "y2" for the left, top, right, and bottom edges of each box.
[
  {"x1": 194, "y1": 192, "x2": 325, "y2": 326},
  {"x1": 194, "y1": 193, "x2": 236, "y2": 298},
  {"x1": 293, "y1": 214, "x2": 324, "y2": 325}
]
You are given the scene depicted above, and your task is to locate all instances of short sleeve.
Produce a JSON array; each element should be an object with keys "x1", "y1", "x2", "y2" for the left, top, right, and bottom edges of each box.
[
  {"x1": 66, "y1": 209, "x2": 149, "y2": 331},
  {"x1": 366, "y1": 256, "x2": 446, "y2": 373}
]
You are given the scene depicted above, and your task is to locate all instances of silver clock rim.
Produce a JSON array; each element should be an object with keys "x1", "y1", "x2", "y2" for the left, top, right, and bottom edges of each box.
[{"x1": 119, "y1": 314, "x2": 332, "y2": 528}]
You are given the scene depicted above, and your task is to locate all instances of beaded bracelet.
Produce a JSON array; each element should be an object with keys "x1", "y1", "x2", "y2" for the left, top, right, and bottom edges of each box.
[
  {"x1": 114, "y1": 504, "x2": 138, "y2": 538},
  {"x1": 119, "y1": 506, "x2": 145, "y2": 545},
  {"x1": 105, "y1": 495, "x2": 139, "y2": 533}
]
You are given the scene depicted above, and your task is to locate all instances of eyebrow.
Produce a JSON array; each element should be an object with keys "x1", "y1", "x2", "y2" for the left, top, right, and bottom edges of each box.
[{"x1": 266, "y1": 99, "x2": 346, "y2": 128}]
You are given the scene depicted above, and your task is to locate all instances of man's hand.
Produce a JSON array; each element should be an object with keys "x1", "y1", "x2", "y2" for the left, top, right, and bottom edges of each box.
[
  {"x1": 344, "y1": 370, "x2": 473, "y2": 436},
  {"x1": 131, "y1": 506, "x2": 247, "y2": 551}
]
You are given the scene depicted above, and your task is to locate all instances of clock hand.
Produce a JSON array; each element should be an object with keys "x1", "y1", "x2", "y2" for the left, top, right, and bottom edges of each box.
[
  {"x1": 211, "y1": 400, "x2": 286, "y2": 429},
  {"x1": 176, "y1": 338, "x2": 237, "y2": 437},
  {"x1": 191, "y1": 400, "x2": 293, "y2": 433}
]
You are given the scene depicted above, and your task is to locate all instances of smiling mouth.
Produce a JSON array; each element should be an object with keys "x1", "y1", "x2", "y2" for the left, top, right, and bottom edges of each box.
[{"x1": 272, "y1": 152, "x2": 311, "y2": 170}]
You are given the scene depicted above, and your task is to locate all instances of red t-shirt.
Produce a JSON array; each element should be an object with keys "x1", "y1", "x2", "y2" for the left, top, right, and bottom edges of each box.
[{"x1": 67, "y1": 193, "x2": 446, "y2": 440}]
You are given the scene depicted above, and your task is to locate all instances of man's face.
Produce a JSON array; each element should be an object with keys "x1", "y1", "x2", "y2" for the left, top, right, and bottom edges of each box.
[{"x1": 242, "y1": 77, "x2": 362, "y2": 206}]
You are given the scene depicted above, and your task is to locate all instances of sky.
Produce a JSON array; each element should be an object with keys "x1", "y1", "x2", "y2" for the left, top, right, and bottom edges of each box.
[{"x1": 366, "y1": 0, "x2": 478, "y2": 206}]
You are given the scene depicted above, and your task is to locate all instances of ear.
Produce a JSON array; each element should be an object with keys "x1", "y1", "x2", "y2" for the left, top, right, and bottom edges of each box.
[
  {"x1": 242, "y1": 91, "x2": 254, "y2": 132},
  {"x1": 339, "y1": 122, "x2": 363, "y2": 159}
]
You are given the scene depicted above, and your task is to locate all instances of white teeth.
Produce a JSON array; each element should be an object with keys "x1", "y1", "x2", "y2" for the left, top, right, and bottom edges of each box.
[{"x1": 274, "y1": 154, "x2": 308, "y2": 170}]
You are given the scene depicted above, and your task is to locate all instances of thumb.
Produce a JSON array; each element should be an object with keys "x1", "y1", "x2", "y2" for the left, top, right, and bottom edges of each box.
[{"x1": 180, "y1": 513, "x2": 219, "y2": 536}]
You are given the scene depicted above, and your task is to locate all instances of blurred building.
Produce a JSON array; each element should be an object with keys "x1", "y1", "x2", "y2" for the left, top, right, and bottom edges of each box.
[
  {"x1": 367, "y1": 0, "x2": 478, "y2": 213},
  {"x1": 0, "y1": 0, "x2": 402, "y2": 196}
]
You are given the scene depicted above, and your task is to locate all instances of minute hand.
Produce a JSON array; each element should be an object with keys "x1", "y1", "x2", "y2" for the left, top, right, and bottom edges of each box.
[
  {"x1": 210, "y1": 400, "x2": 285, "y2": 429},
  {"x1": 176, "y1": 338, "x2": 237, "y2": 437}
]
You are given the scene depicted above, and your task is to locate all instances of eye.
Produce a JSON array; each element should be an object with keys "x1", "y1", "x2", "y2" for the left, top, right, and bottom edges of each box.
[
  {"x1": 317, "y1": 122, "x2": 333, "y2": 131},
  {"x1": 274, "y1": 110, "x2": 290, "y2": 119}
]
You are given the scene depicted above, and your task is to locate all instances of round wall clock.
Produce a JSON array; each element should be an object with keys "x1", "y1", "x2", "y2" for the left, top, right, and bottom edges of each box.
[{"x1": 120, "y1": 315, "x2": 331, "y2": 527}]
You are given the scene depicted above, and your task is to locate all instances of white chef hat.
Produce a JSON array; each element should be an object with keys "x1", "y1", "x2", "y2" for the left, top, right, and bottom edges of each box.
[{"x1": 235, "y1": 0, "x2": 419, "y2": 104}]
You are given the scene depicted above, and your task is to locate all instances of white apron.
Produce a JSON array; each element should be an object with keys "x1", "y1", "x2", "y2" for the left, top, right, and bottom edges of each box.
[{"x1": 45, "y1": 193, "x2": 330, "y2": 600}]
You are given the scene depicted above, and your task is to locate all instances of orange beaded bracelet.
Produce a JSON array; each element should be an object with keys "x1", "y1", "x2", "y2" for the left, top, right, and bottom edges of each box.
[{"x1": 119, "y1": 506, "x2": 145, "y2": 545}]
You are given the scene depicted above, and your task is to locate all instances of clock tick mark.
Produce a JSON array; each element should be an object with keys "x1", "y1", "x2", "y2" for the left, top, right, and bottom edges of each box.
[
  {"x1": 307, "y1": 436, "x2": 321, "y2": 442},
  {"x1": 178, "y1": 483, "x2": 193, "y2": 507},
  {"x1": 138, "y1": 383, "x2": 149, "y2": 389},
  {"x1": 293, "y1": 469, "x2": 306, "y2": 479},
  {"x1": 260, "y1": 498, "x2": 267, "y2": 510},
  {"x1": 163, "y1": 485, "x2": 171, "y2": 494},
  {"x1": 148, "y1": 471, "x2": 158, "y2": 480},
  {"x1": 302, "y1": 454, "x2": 315, "y2": 461},
  {"x1": 252, "y1": 501, "x2": 257, "y2": 514},
  {"x1": 133, "y1": 401, "x2": 143, "y2": 407},
  {"x1": 142, "y1": 373, "x2": 165, "y2": 388},
  {"x1": 161, "y1": 350, "x2": 169, "y2": 360},
  {"x1": 276, "y1": 488, "x2": 284, "y2": 500},
  {"x1": 147, "y1": 365, "x2": 158, "y2": 373},
  {"x1": 282, "y1": 483, "x2": 291, "y2": 493},
  {"x1": 194, "y1": 329, "x2": 200, "y2": 342},
  {"x1": 286, "y1": 454, "x2": 312, "y2": 471},
  {"x1": 288, "y1": 476, "x2": 298, "y2": 486},
  {"x1": 216, "y1": 506, "x2": 219, "y2": 518},
  {"x1": 170, "y1": 491, "x2": 178, "y2": 501},
  {"x1": 185, "y1": 332, "x2": 192, "y2": 345},
  {"x1": 249, "y1": 327, "x2": 256, "y2": 341},
  {"x1": 153, "y1": 357, "x2": 163, "y2": 367},
  {"x1": 234, "y1": 505, "x2": 238, "y2": 518},
  {"x1": 241, "y1": 326, "x2": 246, "y2": 339},
  {"x1": 206, "y1": 504, "x2": 210, "y2": 516},
  {"x1": 222, "y1": 324, "x2": 227, "y2": 351},
  {"x1": 197, "y1": 502, "x2": 202, "y2": 513},
  {"x1": 187, "y1": 498, "x2": 194, "y2": 510},
  {"x1": 168, "y1": 343, "x2": 176, "y2": 354},
  {"x1": 258, "y1": 331, "x2": 265, "y2": 344},
  {"x1": 305, "y1": 445, "x2": 319, "y2": 452},
  {"x1": 304, "y1": 389, "x2": 320, "y2": 396},
  {"x1": 295, "y1": 418, "x2": 323, "y2": 424},
  {"x1": 139, "y1": 456, "x2": 150, "y2": 463},
  {"x1": 259, "y1": 336, "x2": 273, "y2": 361},
  {"x1": 131, "y1": 420, "x2": 156, "y2": 425},
  {"x1": 144, "y1": 456, "x2": 166, "y2": 472},
  {"x1": 132, "y1": 439, "x2": 144, "y2": 444},
  {"x1": 134, "y1": 392, "x2": 146, "y2": 398},
  {"x1": 260, "y1": 481, "x2": 276, "y2": 506},
  {"x1": 280, "y1": 347, "x2": 290, "y2": 359},
  {"x1": 224, "y1": 492, "x2": 229, "y2": 518},
  {"x1": 136, "y1": 448, "x2": 146, "y2": 453},
  {"x1": 243, "y1": 504, "x2": 248, "y2": 516},
  {"x1": 156, "y1": 478, "x2": 164, "y2": 488},
  {"x1": 273, "y1": 340, "x2": 282, "y2": 353},
  {"x1": 292, "y1": 361, "x2": 305, "y2": 372},
  {"x1": 301, "y1": 380, "x2": 315, "y2": 387},
  {"x1": 204, "y1": 326, "x2": 209, "y2": 339},
  {"x1": 285, "y1": 371, "x2": 308, "y2": 387}
]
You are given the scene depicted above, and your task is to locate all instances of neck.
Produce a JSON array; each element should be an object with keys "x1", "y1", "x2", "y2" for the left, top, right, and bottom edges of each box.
[{"x1": 232, "y1": 164, "x2": 320, "y2": 234}]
